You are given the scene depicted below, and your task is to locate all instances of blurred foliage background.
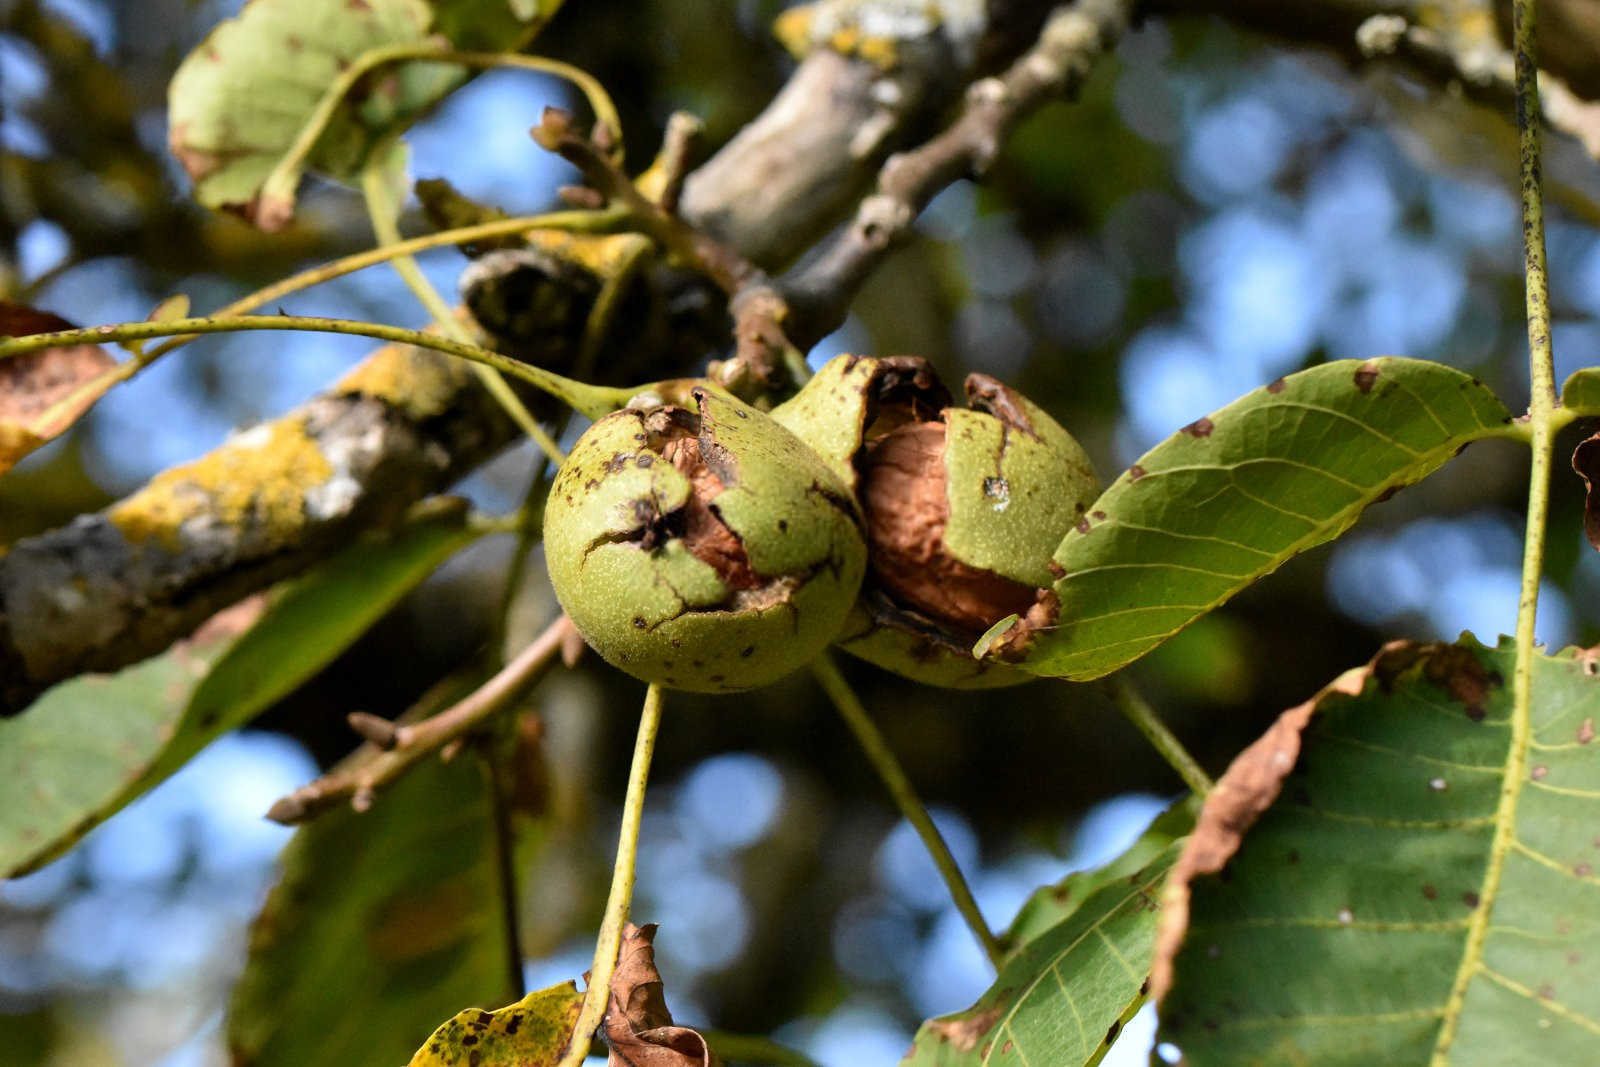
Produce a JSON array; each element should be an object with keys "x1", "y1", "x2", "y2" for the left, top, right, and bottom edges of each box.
[{"x1": 3, "y1": 0, "x2": 1599, "y2": 1064}]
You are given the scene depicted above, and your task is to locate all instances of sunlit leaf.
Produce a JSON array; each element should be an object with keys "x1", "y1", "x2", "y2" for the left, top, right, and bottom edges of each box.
[
  {"x1": 1155, "y1": 637, "x2": 1600, "y2": 1065},
  {"x1": 167, "y1": 0, "x2": 557, "y2": 229},
  {"x1": 899, "y1": 810, "x2": 1191, "y2": 1067},
  {"x1": 0, "y1": 505, "x2": 478, "y2": 876},
  {"x1": 1020, "y1": 358, "x2": 1513, "y2": 681},
  {"x1": 0, "y1": 301, "x2": 117, "y2": 476},
  {"x1": 407, "y1": 981, "x2": 582, "y2": 1066},
  {"x1": 231, "y1": 751, "x2": 539, "y2": 1067}
]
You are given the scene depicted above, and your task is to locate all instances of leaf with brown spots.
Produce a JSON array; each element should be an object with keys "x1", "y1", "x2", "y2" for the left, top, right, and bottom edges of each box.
[
  {"x1": 0, "y1": 300, "x2": 117, "y2": 476},
  {"x1": 899, "y1": 803, "x2": 1193, "y2": 1066},
  {"x1": 1022, "y1": 358, "x2": 1512, "y2": 681},
  {"x1": 1155, "y1": 637, "x2": 1600, "y2": 1065},
  {"x1": 406, "y1": 982, "x2": 584, "y2": 1067},
  {"x1": 167, "y1": 0, "x2": 556, "y2": 227},
  {"x1": 0, "y1": 506, "x2": 476, "y2": 876},
  {"x1": 603, "y1": 924, "x2": 721, "y2": 1067}
]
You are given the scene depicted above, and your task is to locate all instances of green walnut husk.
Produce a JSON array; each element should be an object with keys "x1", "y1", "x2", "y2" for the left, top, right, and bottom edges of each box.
[
  {"x1": 773, "y1": 355, "x2": 1098, "y2": 688},
  {"x1": 545, "y1": 383, "x2": 866, "y2": 693}
]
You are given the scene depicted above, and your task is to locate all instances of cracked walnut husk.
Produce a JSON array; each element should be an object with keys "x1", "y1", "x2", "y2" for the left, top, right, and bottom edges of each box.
[
  {"x1": 545, "y1": 383, "x2": 866, "y2": 692},
  {"x1": 772, "y1": 355, "x2": 1098, "y2": 687}
]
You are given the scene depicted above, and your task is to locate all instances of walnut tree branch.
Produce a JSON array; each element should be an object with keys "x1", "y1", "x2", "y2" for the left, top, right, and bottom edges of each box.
[
  {"x1": 264, "y1": 615, "x2": 574, "y2": 823},
  {"x1": 779, "y1": 0, "x2": 1133, "y2": 349},
  {"x1": 12, "y1": 0, "x2": 1600, "y2": 711}
]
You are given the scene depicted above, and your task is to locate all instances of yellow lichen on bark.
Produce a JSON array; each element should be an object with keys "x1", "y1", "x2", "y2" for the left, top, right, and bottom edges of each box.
[
  {"x1": 107, "y1": 416, "x2": 334, "y2": 551},
  {"x1": 333, "y1": 341, "x2": 477, "y2": 421}
]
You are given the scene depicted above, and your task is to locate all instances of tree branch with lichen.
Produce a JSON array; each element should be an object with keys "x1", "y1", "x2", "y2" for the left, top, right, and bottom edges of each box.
[{"x1": 11, "y1": 0, "x2": 1600, "y2": 712}]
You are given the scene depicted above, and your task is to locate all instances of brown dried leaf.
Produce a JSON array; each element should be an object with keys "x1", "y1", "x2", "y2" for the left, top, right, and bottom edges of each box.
[
  {"x1": 1573, "y1": 432, "x2": 1600, "y2": 552},
  {"x1": 1147, "y1": 650, "x2": 1384, "y2": 1003},
  {"x1": 604, "y1": 924, "x2": 721, "y2": 1067},
  {"x1": 0, "y1": 301, "x2": 118, "y2": 475}
]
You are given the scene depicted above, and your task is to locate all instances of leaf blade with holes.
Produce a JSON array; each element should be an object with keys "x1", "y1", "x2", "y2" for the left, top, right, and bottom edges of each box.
[
  {"x1": 1020, "y1": 358, "x2": 1512, "y2": 681},
  {"x1": 899, "y1": 805, "x2": 1194, "y2": 1067},
  {"x1": 1155, "y1": 638, "x2": 1600, "y2": 1065},
  {"x1": 0, "y1": 506, "x2": 478, "y2": 876},
  {"x1": 167, "y1": 0, "x2": 555, "y2": 228}
]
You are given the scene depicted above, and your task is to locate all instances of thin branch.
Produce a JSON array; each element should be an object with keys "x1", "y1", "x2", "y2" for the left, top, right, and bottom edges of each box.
[
  {"x1": 1107, "y1": 675, "x2": 1213, "y2": 796},
  {"x1": 531, "y1": 107, "x2": 761, "y2": 297},
  {"x1": 360, "y1": 154, "x2": 566, "y2": 466},
  {"x1": 532, "y1": 106, "x2": 807, "y2": 395},
  {"x1": 140, "y1": 207, "x2": 625, "y2": 362},
  {"x1": 1434, "y1": 0, "x2": 1556, "y2": 1056},
  {"x1": 811, "y1": 653, "x2": 1004, "y2": 969},
  {"x1": 259, "y1": 42, "x2": 626, "y2": 219},
  {"x1": 0, "y1": 313, "x2": 637, "y2": 419},
  {"x1": 1, "y1": 2, "x2": 1079, "y2": 706},
  {"x1": 1354, "y1": 10, "x2": 1600, "y2": 167},
  {"x1": 482, "y1": 746, "x2": 529, "y2": 1002},
  {"x1": 559, "y1": 684, "x2": 666, "y2": 1067},
  {"x1": 265, "y1": 616, "x2": 574, "y2": 823},
  {"x1": 780, "y1": 0, "x2": 1133, "y2": 348}
]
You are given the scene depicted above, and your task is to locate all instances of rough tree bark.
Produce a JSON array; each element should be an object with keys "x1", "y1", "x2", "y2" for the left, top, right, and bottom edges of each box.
[{"x1": 3, "y1": 0, "x2": 1596, "y2": 712}]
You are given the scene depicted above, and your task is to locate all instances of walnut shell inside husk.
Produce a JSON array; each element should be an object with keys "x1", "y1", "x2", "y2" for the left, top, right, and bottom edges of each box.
[
  {"x1": 773, "y1": 355, "x2": 1097, "y2": 688},
  {"x1": 545, "y1": 383, "x2": 866, "y2": 692}
]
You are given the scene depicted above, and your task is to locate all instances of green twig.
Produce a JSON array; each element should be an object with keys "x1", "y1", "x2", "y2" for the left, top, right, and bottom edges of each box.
[
  {"x1": 261, "y1": 42, "x2": 625, "y2": 213},
  {"x1": 811, "y1": 653, "x2": 1003, "y2": 969},
  {"x1": 1434, "y1": 2, "x2": 1553, "y2": 1057},
  {"x1": 0, "y1": 314, "x2": 637, "y2": 418},
  {"x1": 141, "y1": 207, "x2": 625, "y2": 363},
  {"x1": 560, "y1": 684, "x2": 666, "y2": 1067},
  {"x1": 1107, "y1": 675, "x2": 1212, "y2": 796},
  {"x1": 360, "y1": 155, "x2": 565, "y2": 466}
]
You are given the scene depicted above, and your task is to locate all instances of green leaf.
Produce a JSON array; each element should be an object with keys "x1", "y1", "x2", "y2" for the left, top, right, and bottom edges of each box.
[
  {"x1": 167, "y1": 0, "x2": 555, "y2": 229},
  {"x1": 900, "y1": 810, "x2": 1192, "y2": 1067},
  {"x1": 1562, "y1": 367, "x2": 1600, "y2": 414},
  {"x1": 1002, "y1": 797, "x2": 1197, "y2": 957},
  {"x1": 1156, "y1": 638, "x2": 1600, "y2": 1065},
  {"x1": 0, "y1": 505, "x2": 478, "y2": 876},
  {"x1": 229, "y1": 752, "x2": 537, "y2": 1067},
  {"x1": 406, "y1": 981, "x2": 583, "y2": 1066},
  {"x1": 1021, "y1": 359, "x2": 1513, "y2": 681}
]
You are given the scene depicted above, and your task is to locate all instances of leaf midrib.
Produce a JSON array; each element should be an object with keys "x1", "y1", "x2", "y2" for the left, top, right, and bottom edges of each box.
[
  {"x1": 985, "y1": 860, "x2": 1173, "y2": 1065},
  {"x1": 1428, "y1": 669, "x2": 1530, "y2": 1063}
]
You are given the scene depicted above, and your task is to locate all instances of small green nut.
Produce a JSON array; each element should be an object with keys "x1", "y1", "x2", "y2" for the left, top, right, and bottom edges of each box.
[
  {"x1": 772, "y1": 355, "x2": 1099, "y2": 687},
  {"x1": 545, "y1": 383, "x2": 867, "y2": 693}
]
